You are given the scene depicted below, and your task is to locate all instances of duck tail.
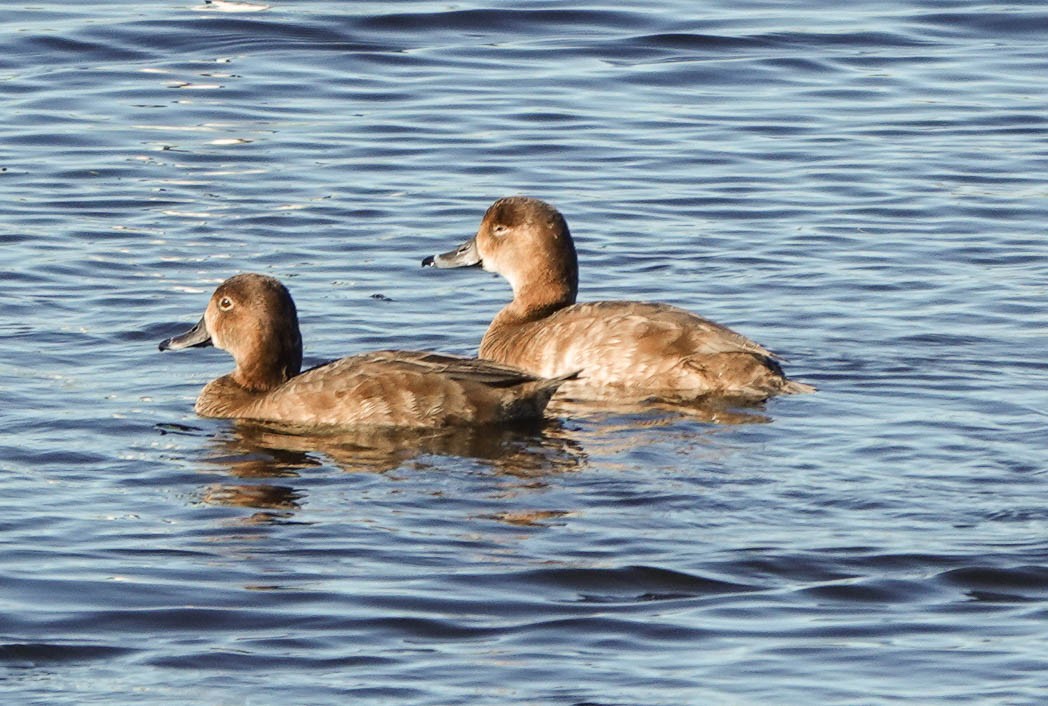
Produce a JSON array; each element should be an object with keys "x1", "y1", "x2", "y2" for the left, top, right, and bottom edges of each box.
[
  {"x1": 518, "y1": 369, "x2": 580, "y2": 412},
  {"x1": 534, "y1": 369, "x2": 581, "y2": 397},
  {"x1": 782, "y1": 378, "x2": 816, "y2": 394}
]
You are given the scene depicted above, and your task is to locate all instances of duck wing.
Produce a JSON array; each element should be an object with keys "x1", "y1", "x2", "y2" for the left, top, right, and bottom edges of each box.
[{"x1": 351, "y1": 350, "x2": 549, "y2": 388}]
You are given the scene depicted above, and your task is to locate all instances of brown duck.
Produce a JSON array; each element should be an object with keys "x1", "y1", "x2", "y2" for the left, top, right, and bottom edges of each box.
[
  {"x1": 424, "y1": 196, "x2": 814, "y2": 401},
  {"x1": 159, "y1": 273, "x2": 573, "y2": 428}
]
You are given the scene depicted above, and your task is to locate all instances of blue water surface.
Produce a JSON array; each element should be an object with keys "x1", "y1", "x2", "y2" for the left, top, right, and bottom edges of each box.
[{"x1": 2, "y1": 1, "x2": 1047, "y2": 703}]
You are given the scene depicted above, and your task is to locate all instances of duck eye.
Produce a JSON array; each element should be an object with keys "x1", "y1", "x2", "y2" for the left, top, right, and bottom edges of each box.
[
  {"x1": 218, "y1": 296, "x2": 234, "y2": 311},
  {"x1": 492, "y1": 224, "x2": 508, "y2": 236}
]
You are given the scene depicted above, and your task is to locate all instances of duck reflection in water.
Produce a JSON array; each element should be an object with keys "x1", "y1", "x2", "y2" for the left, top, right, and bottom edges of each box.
[
  {"x1": 191, "y1": 418, "x2": 587, "y2": 524},
  {"x1": 204, "y1": 417, "x2": 586, "y2": 478},
  {"x1": 198, "y1": 482, "x2": 303, "y2": 518},
  {"x1": 188, "y1": 398, "x2": 762, "y2": 526}
]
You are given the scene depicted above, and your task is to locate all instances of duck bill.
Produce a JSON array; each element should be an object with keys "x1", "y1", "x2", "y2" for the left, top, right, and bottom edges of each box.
[
  {"x1": 421, "y1": 237, "x2": 482, "y2": 269},
  {"x1": 159, "y1": 317, "x2": 212, "y2": 352}
]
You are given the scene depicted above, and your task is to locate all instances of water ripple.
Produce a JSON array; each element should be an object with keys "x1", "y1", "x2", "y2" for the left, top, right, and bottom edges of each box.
[{"x1": 3, "y1": 1, "x2": 1048, "y2": 704}]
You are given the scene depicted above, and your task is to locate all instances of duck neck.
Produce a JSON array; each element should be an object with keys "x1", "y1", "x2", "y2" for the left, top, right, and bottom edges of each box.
[
  {"x1": 504, "y1": 277, "x2": 576, "y2": 324},
  {"x1": 232, "y1": 336, "x2": 303, "y2": 392},
  {"x1": 480, "y1": 279, "x2": 575, "y2": 361}
]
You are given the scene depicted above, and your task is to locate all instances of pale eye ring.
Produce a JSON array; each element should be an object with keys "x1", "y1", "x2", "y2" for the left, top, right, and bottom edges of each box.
[
  {"x1": 218, "y1": 296, "x2": 234, "y2": 311},
  {"x1": 492, "y1": 224, "x2": 508, "y2": 236}
]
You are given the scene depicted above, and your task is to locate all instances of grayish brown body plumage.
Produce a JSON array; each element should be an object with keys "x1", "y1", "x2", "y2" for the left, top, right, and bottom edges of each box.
[
  {"x1": 159, "y1": 273, "x2": 571, "y2": 428},
  {"x1": 424, "y1": 196, "x2": 814, "y2": 401}
]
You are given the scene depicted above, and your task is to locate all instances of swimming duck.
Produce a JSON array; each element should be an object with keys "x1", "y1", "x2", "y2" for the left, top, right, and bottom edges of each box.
[
  {"x1": 423, "y1": 196, "x2": 814, "y2": 401},
  {"x1": 159, "y1": 273, "x2": 573, "y2": 428}
]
